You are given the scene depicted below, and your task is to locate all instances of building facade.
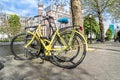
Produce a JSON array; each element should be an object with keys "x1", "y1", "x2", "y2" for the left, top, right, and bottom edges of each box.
[
  {"x1": 0, "y1": 1, "x2": 72, "y2": 37},
  {"x1": 37, "y1": 1, "x2": 72, "y2": 37},
  {"x1": 0, "y1": 13, "x2": 9, "y2": 27},
  {"x1": 38, "y1": 0, "x2": 72, "y2": 28},
  {"x1": 0, "y1": 13, "x2": 27, "y2": 27}
]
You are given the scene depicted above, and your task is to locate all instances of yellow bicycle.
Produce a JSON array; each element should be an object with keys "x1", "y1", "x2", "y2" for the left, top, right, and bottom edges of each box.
[{"x1": 10, "y1": 15, "x2": 88, "y2": 69}]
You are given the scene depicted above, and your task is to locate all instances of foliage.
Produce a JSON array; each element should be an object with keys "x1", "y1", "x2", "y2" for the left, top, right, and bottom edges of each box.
[
  {"x1": 47, "y1": 0, "x2": 84, "y2": 33},
  {"x1": 81, "y1": 0, "x2": 116, "y2": 15},
  {"x1": 0, "y1": 26, "x2": 9, "y2": 33},
  {"x1": 107, "y1": 0, "x2": 120, "y2": 20},
  {"x1": 0, "y1": 3, "x2": 4, "y2": 13},
  {"x1": 81, "y1": 0, "x2": 117, "y2": 42},
  {"x1": 84, "y1": 15, "x2": 100, "y2": 38},
  {"x1": 106, "y1": 28, "x2": 112, "y2": 41},
  {"x1": 47, "y1": 0, "x2": 70, "y2": 6},
  {"x1": 8, "y1": 14, "x2": 21, "y2": 36},
  {"x1": 0, "y1": 39, "x2": 10, "y2": 42}
]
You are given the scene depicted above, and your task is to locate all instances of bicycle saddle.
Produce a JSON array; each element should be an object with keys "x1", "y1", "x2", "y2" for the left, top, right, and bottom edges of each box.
[{"x1": 57, "y1": 17, "x2": 69, "y2": 24}]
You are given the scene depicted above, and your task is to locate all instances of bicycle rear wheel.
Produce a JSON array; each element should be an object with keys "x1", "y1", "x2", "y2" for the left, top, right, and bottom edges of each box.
[
  {"x1": 51, "y1": 31, "x2": 86, "y2": 69},
  {"x1": 10, "y1": 33, "x2": 40, "y2": 60}
]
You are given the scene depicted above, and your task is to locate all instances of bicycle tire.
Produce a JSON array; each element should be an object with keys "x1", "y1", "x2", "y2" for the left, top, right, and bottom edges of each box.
[
  {"x1": 10, "y1": 33, "x2": 40, "y2": 60},
  {"x1": 51, "y1": 31, "x2": 86, "y2": 69}
]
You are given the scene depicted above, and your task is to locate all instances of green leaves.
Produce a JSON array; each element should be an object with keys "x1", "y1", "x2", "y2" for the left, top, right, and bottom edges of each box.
[
  {"x1": 107, "y1": 0, "x2": 120, "y2": 20},
  {"x1": 8, "y1": 14, "x2": 21, "y2": 36},
  {"x1": 106, "y1": 28, "x2": 112, "y2": 41},
  {"x1": 82, "y1": 0, "x2": 119, "y2": 20},
  {"x1": 83, "y1": 14, "x2": 100, "y2": 37},
  {"x1": 8, "y1": 14, "x2": 21, "y2": 28}
]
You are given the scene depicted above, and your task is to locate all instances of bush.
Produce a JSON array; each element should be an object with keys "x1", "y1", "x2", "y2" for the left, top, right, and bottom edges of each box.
[
  {"x1": 106, "y1": 28, "x2": 112, "y2": 41},
  {"x1": 0, "y1": 38, "x2": 10, "y2": 42}
]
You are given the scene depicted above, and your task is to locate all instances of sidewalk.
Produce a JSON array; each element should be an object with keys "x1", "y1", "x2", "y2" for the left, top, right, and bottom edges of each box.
[{"x1": 0, "y1": 42, "x2": 120, "y2": 80}]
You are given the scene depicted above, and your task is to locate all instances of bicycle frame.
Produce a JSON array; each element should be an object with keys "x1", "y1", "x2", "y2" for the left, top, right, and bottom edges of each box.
[
  {"x1": 60, "y1": 27, "x2": 88, "y2": 52},
  {"x1": 24, "y1": 24, "x2": 68, "y2": 56},
  {"x1": 73, "y1": 28, "x2": 88, "y2": 52}
]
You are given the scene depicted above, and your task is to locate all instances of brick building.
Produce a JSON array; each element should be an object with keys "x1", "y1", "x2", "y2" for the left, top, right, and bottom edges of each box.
[
  {"x1": 37, "y1": 0, "x2": 72, "y2": 37},
  {"x1": 38, "y1": 0, "x2": 72, "y2": 28},
  {"x1": 0, "y1": 1, "x2": 72, "y2": 37},
  {"x1": 0, "y1": 13, "x2": 9, "y2": 27}
]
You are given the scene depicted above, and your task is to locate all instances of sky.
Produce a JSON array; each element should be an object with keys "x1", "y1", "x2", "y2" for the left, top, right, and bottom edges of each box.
[
  {"x1": 0, "y1": 0, "x2": 50, "y2": 16},
  {"x1": 0, "y1": 0, "x2": 118, "y2": 31},
  {"x1": 0, "y1": 0, "x2": 68, "y2": 17}
]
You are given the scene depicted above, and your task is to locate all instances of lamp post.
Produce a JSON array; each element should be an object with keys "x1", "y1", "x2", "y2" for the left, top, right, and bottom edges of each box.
[{"x1": 89, "y1": 14, "x2": 92, "y2": 44}]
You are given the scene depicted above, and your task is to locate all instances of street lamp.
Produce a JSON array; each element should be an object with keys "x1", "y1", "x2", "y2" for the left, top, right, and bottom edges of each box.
[{"x1": 89, "y1": 14, "x2": 92, "y2": 44}]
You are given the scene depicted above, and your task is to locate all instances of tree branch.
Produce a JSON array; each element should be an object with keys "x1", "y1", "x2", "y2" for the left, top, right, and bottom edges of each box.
[{"x1": 101, "y1": 0, "x2": 115, "y2": 12}]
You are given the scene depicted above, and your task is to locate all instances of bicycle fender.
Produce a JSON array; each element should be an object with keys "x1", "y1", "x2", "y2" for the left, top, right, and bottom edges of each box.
[{"x1": 75, "y1": 31, "x2": 88, "y2": 52}]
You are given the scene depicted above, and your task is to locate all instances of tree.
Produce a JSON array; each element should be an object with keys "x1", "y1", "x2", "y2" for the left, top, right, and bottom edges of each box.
[
  {"x1": 106, "y1": 28, "x2": 112, "y2": 41},
  {"x1": 0, "y1": 3, "x2": 8, "y2": 27},
  {"x1": 47, "y1": 0, "x2": 84, "y2": 34},
  {"x1": 83, "y1": 14, "x2": 100, "y2": 38},
  {"x1": 71, "y1": 0, "x2": 83, "y2": 34},
  {"x1": 108, "y1": 0, "x2": 120, "y2": 21},
  {"x1": 0, "y1": 3, "x2": 4, "y2": 13},
  {"x1": 8, "y1": 14, "x2": 21, "y2": 36},
  {"x1": 82, "y1": 0, "x2": 116, "y2": 43}
]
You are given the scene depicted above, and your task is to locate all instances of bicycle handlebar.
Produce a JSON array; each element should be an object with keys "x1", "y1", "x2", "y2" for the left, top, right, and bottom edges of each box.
[
  {"x1": 28, "y1": 15, "x2": 54, "y2": 20},
  {"x1": 25, "y1": 15, "x2": 56, "y2": 31},
  {"x1": 25, "y1": 25, "x2": 38, "y2": 30}
]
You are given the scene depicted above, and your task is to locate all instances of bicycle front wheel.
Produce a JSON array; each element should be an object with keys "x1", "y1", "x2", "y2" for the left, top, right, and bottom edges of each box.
[
  {"x1": 51, "y1": 31, "x2": 86, "y2": 69},
  {"x1": 10, "y1": 33, "x2": 40, "y2": 60}
]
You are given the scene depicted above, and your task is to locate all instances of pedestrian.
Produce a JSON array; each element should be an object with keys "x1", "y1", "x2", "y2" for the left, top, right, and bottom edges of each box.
[
  {"x1": 0, "y1": 63, "x2": 4, "y2": 70},
  {"x1": 118, "y1": 30, "x2": 120, "y2": 42}
]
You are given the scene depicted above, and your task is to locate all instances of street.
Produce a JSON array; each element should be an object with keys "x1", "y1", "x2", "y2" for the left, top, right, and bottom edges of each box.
[{"x1": 0, "y1": 41, "x2": 120, "y2": 80}]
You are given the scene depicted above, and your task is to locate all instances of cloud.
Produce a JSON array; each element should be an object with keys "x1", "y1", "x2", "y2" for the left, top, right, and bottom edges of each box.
[
  {"x1": 5, "y1": 10, "x2": 18, "y2": 15},
  {"x1": 1, "y1": 0, "x2": 9, "y2": 2},
  {"x1": 19, "y1": 0, "x2": 37, "y2": 8},
  {"x1": 1, "y1": 0, "x2": 70, "y2": 17},
  {"x1": 1, "y1": 0, "x2": 38, "y2": 16}
]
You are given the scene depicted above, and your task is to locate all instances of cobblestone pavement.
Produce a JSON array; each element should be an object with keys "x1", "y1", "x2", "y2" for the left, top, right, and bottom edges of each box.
[{"x1": 0, "y1": 41, "x2": 120, "y2": 80}]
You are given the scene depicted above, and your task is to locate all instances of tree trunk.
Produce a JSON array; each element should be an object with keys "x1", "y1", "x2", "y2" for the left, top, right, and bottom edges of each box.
[
  {"x1": 98, "y1": 12, "x2": 105, "y2": 43},
  {"x1": 71, "y1": 0, "x2": 84, "y2": 34}
]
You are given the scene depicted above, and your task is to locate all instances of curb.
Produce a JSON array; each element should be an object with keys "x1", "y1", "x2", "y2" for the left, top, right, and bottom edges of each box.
[{"x1": 88, "y1": 48, "x2": 96, "y2": 52}]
